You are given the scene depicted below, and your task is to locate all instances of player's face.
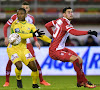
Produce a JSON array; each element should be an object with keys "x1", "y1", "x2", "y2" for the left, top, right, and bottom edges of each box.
[
  {"x1": 17, "y1": 10, "x2": 26, "y2": 21},
  {"x1": 22, "y1": 5, "x2": 30, "y2": 13},
  {"x1": 63, "y1": 9, "x2": 73, "y2": 20}
]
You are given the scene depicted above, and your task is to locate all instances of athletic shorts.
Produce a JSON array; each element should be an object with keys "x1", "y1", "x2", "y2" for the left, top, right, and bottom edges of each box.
[
  {"x1": 49, "y1": 48, "x2": 78, "y2": 62},
  {"x1": 7, "y1": 44, "x2": 35, "y2": 65}
]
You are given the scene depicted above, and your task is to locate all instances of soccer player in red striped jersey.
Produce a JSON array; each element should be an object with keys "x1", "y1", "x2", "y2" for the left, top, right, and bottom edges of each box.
[
  {"x1": 45, "y1": 7, "x2": 97, "y2": 88},
  {"x1": 3, "y1": 1, "x2": 50, "y2": 87}
]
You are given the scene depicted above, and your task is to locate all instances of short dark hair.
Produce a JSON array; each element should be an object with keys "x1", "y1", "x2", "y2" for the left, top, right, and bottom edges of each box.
[
  {"x1": 17, "y1": 8, "x2": 26, "y2": 13},
  {"x1": 63, "y1": 7, "x2": 72, "y2": 13},
  {"x1": 22, "y1": 1, "x2": 29, "y2": 5}
]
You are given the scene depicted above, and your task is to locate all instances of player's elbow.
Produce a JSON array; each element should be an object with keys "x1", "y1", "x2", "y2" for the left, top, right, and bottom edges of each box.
[
  {"x1": 3, "y1": 24, "x2": 6, "y2": 30},
  {"x1": 45, "y1": 23, "x2": 48, "y2": 28},
  {"x1": 45, "y1": 23, "x2": 51, "y2": 29},
  {"x1": 3, "y1": 23, "x2": 9, "y2": 31}
]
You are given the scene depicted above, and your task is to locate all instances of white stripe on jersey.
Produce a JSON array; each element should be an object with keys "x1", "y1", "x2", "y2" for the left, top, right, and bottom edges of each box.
[
  {"x1": 67, "y1": 27, "x2": 74, "y2": 32},
  {"x1": 52, "y1": 21, "x2": 55, "y2": 26},
  {"x1": 53, "y1": 17, "x2": 72, "y2": 50},
  {"x1": 7, "y1": 22, "x2": 11, "y2": 25},
  {"x1": 56, "y1": 32, "x2": 69, "y2": 50}
]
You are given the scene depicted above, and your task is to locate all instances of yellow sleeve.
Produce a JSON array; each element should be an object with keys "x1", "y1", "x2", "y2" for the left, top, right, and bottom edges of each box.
[
  {"x1": 18, "y1": 33, "x2": 33, "y2": 39},
  {"x1": 38, "y1": 35, "x2": 51, "y2": 43},
  {"x1": 30, "y1": 24, "x2": 51, "y2": 43}
]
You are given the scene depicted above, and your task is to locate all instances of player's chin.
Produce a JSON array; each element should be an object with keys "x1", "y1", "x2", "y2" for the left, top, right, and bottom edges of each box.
[
  {"x1": 18, "y1": 18, "x2": 23, "y2": 21},
  {"x1": 69, "y1": 17, "x2": 73, "y2": 20}
]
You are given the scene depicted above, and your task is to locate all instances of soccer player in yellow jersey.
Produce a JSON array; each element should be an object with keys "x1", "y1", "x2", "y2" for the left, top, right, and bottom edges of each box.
[{"x1": 7, "y1": 8, "x2": 51, "y2": 88}]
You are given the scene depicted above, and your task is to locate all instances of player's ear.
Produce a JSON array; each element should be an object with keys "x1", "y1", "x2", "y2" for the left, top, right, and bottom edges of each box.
[
  {"x1": 63, "y1": 13, "x2": 66, "y2": 17},
  {"x1": 28, "y1": 7, "x2": 30, "y2": 12}
]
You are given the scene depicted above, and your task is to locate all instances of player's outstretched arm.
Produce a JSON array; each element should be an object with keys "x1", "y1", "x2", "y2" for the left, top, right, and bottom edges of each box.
[
  {"x1": 38, "y1": 35, "x2": 52, "y2": 43},
  {"x1": 88, "y1": 30, "x2": 98, "y2": 37},
  {"x1": 33, "y1": 29, "x2": 45, "y2": 37},
  {"x1": 18, "y1": 29, "x2": 45, "y2": 39},
  {"x1": 69, "y1": 29, "x2": 98, "y2": 37},
  {"x1": 33, "y1": 29, "x2": 51, "y2": 43}
]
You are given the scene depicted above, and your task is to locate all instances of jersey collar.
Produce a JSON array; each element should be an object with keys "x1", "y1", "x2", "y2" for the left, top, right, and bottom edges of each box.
[
  {"x1": 19, "y1": 20, "x2": 27, "y2": 24},
  {"x1": 63, "y1": 17, "x2": 70, "y2": 24}
]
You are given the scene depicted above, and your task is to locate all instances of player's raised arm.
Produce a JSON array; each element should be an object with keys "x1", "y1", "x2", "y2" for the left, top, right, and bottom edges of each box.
[
  {"x1": 31, "y1": 24, "x2": 51, "y2": 43},
  {"x1": 45, "y1": 20, "x2": 56, "y2": 36},
  {"x1": 17, "y1": 29, "x2": 45, "y2": 39}
]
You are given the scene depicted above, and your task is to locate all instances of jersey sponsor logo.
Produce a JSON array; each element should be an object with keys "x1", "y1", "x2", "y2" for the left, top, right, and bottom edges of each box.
[
  {"x1": 15, "y1": 28, "x2": 20, "y2": 32},
  {"x1": 11, "y1": 53, "x2": 19, "y2": 61},
  {"x1": 25, "y1": 53, "x2": 33, "y2": 59}
]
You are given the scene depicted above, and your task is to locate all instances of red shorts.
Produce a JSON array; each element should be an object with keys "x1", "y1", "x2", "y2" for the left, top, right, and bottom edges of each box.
[{"x1": 49, "y1": 48, "x2": 78, "y2": 62}]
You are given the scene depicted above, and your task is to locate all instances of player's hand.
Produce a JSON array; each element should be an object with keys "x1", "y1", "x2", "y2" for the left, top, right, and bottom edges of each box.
[
  {"x1": 35, "y1": 41, "x2": 41, "y2": 49},
  {"x1": 33, "y1": 29, "x2": 45, "y2": 37},
  {"x1": 4, "y1": 37, "x2": 9, "y2": 46},
  {"x1": 88, "y1": 30, "x2": 98, "y2": 37}
]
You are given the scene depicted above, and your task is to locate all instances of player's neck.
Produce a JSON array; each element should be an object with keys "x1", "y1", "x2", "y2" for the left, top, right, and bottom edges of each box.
[{"x1": 26, "y1": 13, "x2": 28, "y2": 15}]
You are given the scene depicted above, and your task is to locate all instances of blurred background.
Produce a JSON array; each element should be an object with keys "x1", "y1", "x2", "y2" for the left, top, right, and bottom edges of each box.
[{"x1": 0, "y1": 0, "x2": 100, "y2": 47}]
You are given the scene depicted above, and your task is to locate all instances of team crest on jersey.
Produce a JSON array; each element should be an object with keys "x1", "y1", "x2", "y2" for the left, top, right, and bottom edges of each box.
[{"x1": 15, "y1": 28, "x2": 20, "y2": 32}]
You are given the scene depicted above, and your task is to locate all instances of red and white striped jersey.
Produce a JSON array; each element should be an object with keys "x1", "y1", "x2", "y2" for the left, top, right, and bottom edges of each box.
[{"x1": 46, "y1": 17, "x2": 88, "y2": 51}]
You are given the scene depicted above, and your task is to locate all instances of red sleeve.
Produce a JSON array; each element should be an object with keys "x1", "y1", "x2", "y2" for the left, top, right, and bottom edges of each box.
[
  {"x1": 33, "y1": 37, "x2": 38, "y2": 41},
  {"x1": 3, "y1": 23, "x2": 10, "y2": 38},
  {"x1": 69, "y1": 28, "x2": 88, "y2": 36},
  {"x1": 4, "y1": 14, "x2": 17, "y2": 38},
  {"x1": 30, "y1": 15, "x2": 35, "y2": 24},
  {"x1": 7, "y1": 14, "x2": 17, "y2": 25},
  {"x1": 62, "y1": 21, "x2": 88, "y2": 36},
  {"x1": 32, "y1": 17, "x2": 35, "y2": 24},
  {"x1": 45, "y1": 21, "x2": 55, "y2": 36}
]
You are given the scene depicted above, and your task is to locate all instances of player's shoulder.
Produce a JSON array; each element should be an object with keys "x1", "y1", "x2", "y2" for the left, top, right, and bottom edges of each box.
[
  {"x1": 55, "y1": 18, "x2": 64, "y2": 25},
  {"x1": 62, "y1": 17, "x2": 70, "y2": 24},
  {"x1": 12, "y1": 19, "x2": 19, "y2": 25},
  {"x1": 26, "y1": 21, "x2": 35, "y2": 26},
  {"x1": 27, "y1": 14, "x2": 34, "y2": 19},
  {"x1": 11, "y1": 14, "x2": 17, "y2": 19}
]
